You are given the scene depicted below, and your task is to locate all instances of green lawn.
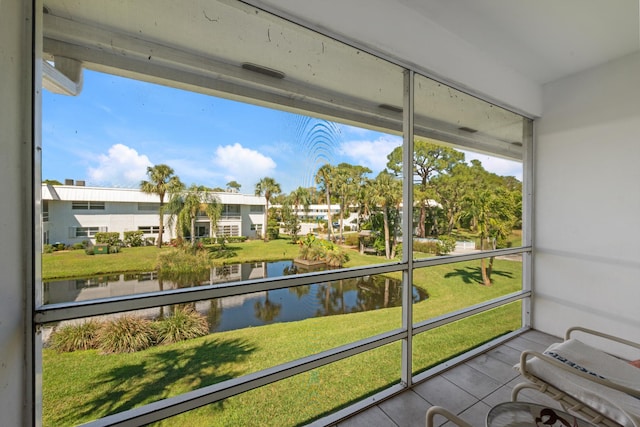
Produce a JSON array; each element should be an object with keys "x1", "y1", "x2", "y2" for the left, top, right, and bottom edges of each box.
[
  {"x1": 42, "y1": 239, "x2": 303, "y2": 280},
  {"x1": 42, "y1": 242, "x2": 524, "y2": 426}
]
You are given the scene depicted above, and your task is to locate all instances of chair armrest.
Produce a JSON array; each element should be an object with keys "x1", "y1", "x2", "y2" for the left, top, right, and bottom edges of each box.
[
  {"x1": 566, "y1": 326, "x2": 640, "y2": 352},
  {"x1": 519, "y1": 350, "x2": 640, "y2": 398},
  {"x1": 425, "y1": 406, "x2": 472, "y2": 427}
]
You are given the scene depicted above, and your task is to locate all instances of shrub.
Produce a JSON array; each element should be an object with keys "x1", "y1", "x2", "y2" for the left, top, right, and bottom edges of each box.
[
  {"x1": 97, "y1": 316, "x2": 155, "y2": 353},
  {"x1": 297, "y1": 234, "x2": 349, "y2": 266},
  {"x1": 85, "y1": 247, "x2": 95, "y2": 255},
  {"x1": 344, "y1": 233, "x2": 359, "y2": 246},
  {"x1": 43, "y1": 244, "x2": 53, "y2": 254},
  {"x1": 343, "y1": 225, "x2": 351, "y2": 232},
  {"x1": 49, "y1": 321, "x2": 101, "y2": 352},
  {"x1": 413, "y1": 240, "x2": 438, "y2": 254},
  {"x1": 108, "y1": 245, "x2": 121, "y2": 254},
  {"x1": 157, "y1": 248, "x2": 212, "y2": 274},
  {"x1": 124, "y1": 230, "x2": 145, "y2": 247},
  {"x1": 199, "y1": 236, "x2": 247, "y2": 245},
  {"x1": 267, "y1": 219, "x2": 279, "y2": 240},
  {"x1": 325, "y1": 246, "x2": 350, "y2": 267},
  {"x1": 155, "y1": 307, "x2": 209, "y2": 344},
  {"x1": 95, "y1": 232, "x2": 120, "y2": 246},
  {"x1": 436, "y1": 235, "x2": 457, "y2": 255},
  {"x1": 71, "y1": 242, "x2": 85, "y2": 250}
]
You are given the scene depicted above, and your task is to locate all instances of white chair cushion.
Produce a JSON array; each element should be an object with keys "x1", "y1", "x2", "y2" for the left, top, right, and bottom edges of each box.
[{"x1": 526, "y1": 339, "x2": 640, "y2": 427}]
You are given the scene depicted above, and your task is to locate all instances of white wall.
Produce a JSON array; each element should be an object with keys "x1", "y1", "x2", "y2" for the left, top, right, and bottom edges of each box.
[
  {"x1": 0, "y1": 1, "x2": 32, "y2": 425},
  {"x1": 534, "y1": 52, "x2": 640, "y2": 345}
]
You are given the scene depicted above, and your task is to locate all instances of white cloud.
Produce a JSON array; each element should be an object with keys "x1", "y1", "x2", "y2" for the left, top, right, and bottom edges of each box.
[
  {"x1": 212, "y1": 143, "x2": 276, "y2": 188},
  {"x1": 338, "y1": 135, "x2": 402, "y2": 173},
  {"x1": 87, "y1": 144, "x2": 152, "y2": 187},
  {"x1": 463, "y1": 151, "x2": 523, "y2": 181}
]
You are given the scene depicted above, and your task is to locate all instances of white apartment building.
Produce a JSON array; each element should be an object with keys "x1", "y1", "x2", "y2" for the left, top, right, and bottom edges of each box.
[{"x1": 42, "y1": 182, "x2": 266, "y2": 245}]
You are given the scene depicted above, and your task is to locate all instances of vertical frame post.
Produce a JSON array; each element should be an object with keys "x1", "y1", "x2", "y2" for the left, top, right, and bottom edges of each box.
[
  {"x1": 521, "y1": 118, "x2": 534, "y2": 329},
  {"x1": 401, "y1": 69, "x2": 415, "y2": 387}
]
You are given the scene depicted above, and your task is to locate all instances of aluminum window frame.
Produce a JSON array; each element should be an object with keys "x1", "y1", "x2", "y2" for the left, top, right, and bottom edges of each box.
[{"x1": 32, "y1": 2, "x2": 534, "y2": 426}]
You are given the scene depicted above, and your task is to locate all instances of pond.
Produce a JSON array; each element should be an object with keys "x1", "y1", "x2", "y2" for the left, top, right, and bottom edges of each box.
[{"x1": 44, "y1": 260, "x2": 428, "y2": 332}]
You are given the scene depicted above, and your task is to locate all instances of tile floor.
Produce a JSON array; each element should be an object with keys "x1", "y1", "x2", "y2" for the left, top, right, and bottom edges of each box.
[{"x1": 333, "y1": 330, "x2": 564, "y2": 427}]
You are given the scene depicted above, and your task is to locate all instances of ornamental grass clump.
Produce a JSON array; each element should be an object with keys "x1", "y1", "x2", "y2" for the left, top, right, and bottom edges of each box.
[
  {"x1": 97, "y1": 316, "x2": 155, "y2": 354},
  {"x1": 49, "y1": 320, "x2": 101, "y2": 352},
  {"x1": 157, "y1": 247, "x2": 212, "y2": 275},
  {"x1": 155, "y1": 307, "x2": 209, "y2": 344}
]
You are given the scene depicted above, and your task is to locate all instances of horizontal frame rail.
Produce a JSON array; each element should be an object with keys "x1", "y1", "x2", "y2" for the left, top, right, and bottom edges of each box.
[
  {"x1": 413, "y1": 246, "x2": 531, "y2": 269},
  {"x1": 79, "y1": 328, "x2": 407, "y2": 427},
  {"x1": 412, "y1": 290, "x2": 531, "y2": 336}
]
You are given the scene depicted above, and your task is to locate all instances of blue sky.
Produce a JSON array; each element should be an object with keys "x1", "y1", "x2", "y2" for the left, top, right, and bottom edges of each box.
[{"x1": 43, "y1": 70, "x2": 521, "y2": 194}]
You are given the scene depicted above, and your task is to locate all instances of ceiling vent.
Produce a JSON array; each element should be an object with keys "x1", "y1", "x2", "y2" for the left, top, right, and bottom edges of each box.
[{"x1": 241, "y1": 63, "x2": 285, "y2": 79}]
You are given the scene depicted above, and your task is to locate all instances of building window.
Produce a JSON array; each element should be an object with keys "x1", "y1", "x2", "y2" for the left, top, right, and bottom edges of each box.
[
  {"x1": 70, "y1": 226, "x2": 105, "y2": 238},
  {"x1": 221, "y1": 204, "x2": 241, "y2": 219},
  {"x1": 250, "y1": 205, "x2": 264, "y2": 213},
  {"x1": 138, "y1": 202, "x2": 160, "y2": 211},
  {"x1": 217, "y1": 225, "x2": 239, "y2": 237},
  {"x1": 138, "y1": 226, "x2": 160, "y2": 234},
  {"x1": 43, "y1": 200, "x2": 49, "y2": 222},
  {"x1": 72, "y1": 201, "x2": 105, "y2": 210},
  {"x1": 250, "y1": 224, "x2": 263, "y2": 234}
]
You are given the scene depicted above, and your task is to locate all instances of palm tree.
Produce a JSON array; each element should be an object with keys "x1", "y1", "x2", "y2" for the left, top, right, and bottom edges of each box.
[
  {"x1": 464, "y1": 188, "x2": 516, "y2": 286},
  {"x1": 333, "y1": 163, "x2": 371, "y2": 241},
  {"x1": 166, "y1": 184, "x2": 221, "y2": 247},
  {"x1": 315, "y1": 163, "x2": 334, "y2": 241},
  {"x1": 140, "y1": 164, "x2": 184, "y2": 247},
  {"x1": 290, "y1": 186, "x2": 312, "y2": 220},
  {"x1": 371, "y1": 170, "x2": 402, "y2": 259},
  {"x1": 254, "y1": 177, "x2": 281, "y2": 241}
]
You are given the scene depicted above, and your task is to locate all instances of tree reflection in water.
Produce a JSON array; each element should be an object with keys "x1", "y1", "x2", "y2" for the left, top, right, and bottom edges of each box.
[{"x1": 45, "y1": 261, "x2": 428, "y2": 333}]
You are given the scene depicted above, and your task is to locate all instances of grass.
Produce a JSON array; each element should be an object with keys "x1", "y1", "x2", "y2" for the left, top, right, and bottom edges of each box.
[
  {"x1": 42, "y1": 253, "x2": 523, "y2": 426},
  {"x1": 42, "y1": 239, "x2": 302, "y2": 280},
  {"x1": 42, "y1": 246, "x2": 168, "y2": 280},
  {"x1": 43, "y1": 304, "x2": 520, "y2": 426}
]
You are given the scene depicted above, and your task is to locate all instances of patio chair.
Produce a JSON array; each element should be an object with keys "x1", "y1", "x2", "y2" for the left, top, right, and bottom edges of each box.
[
  {"x1": 425, "y1": 406, "x2": 471, "y2": 427},
  {"x1": 513, "y1": 326, "x2": 640, "y2": 427}
]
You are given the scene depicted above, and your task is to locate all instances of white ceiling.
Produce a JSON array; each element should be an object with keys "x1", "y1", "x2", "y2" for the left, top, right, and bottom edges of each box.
[
  {"x1": 255, "y1": 0, "x2": 640, "y2": 86},
  {"x1": 246, "y1": 0, "x2": 640, "y2": 115},
  {"x1": 396, "y1": 0, "x2": 640, "y2": 84}
]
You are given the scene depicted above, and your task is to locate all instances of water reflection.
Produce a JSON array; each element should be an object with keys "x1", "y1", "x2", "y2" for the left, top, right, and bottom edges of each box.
[{"x1": 44, "y1": 261, "x2": 428, "y2": 332}]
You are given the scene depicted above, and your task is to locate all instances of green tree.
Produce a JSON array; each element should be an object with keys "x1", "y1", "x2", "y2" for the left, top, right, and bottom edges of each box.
[
  {"x1": 166, "y1": 184, "x2": 221, "y2": 247},
  {"x1": 315, "y1": 163, "x2": 335, "y2": 241},
  {"x1": 290, "y1": 186, "x2": 312, "y2": 220},
  {"x1": 140, "y1": 164, "x2": 184, "y2": 247},
  {"x1": 226, "y1": 180, "x2": 241, "y2": 192},
  {"x1": 387, "y1": 140, "x2": 464, "y2": 237},
  {"x1": 254, "y1": 177, "x2": 281, "y2": 241},
  {"x1": 333, "y1": 163, "x2": 372, "y2": 242},
  {"x1": 370, "y1": 170, "x2": 402, "y2": 259},
  {"x1": 431, "y1": 162, "x2": 474, "y2": 234},
  {"x1": 461, "y1": 162, "x2": 518, "y2": 285},
  {"x1": 43, "y1": 179, "x2": 63, "y2": 185},
  {"x1": 281, "y1": 201, "x2": 301, "y2": 242}
]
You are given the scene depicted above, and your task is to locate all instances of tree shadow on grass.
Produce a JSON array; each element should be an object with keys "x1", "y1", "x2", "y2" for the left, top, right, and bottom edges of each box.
[
  {"x1": 444, "y1": 266, "x2": 513, "y2": 285},
  {"x1": 74, "y1": 337, "x2": 255, "y2": 424}
]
